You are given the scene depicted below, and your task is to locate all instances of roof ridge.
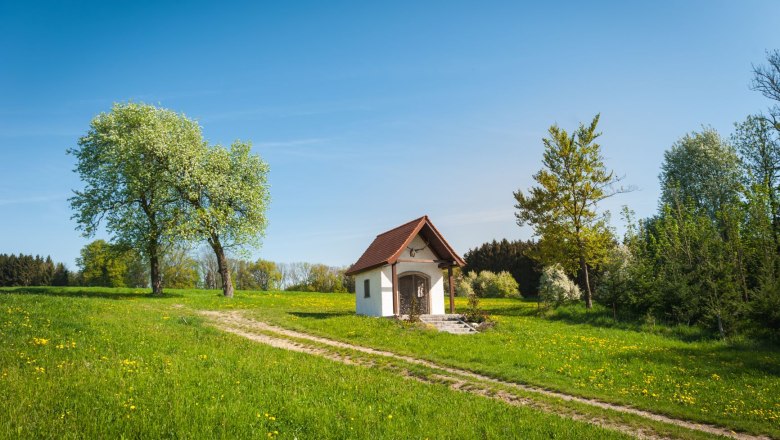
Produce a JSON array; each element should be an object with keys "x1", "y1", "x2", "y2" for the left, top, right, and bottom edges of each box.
[
  {"x1": 346, "y1": 215, "x2": 463, "y2": 276},
  {"x1": 375, "y1": 215, "x2": 427, "y2": 237}
]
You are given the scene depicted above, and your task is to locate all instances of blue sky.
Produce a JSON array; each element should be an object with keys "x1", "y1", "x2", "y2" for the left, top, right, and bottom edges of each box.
[{"x1": 1, "y1": 1, "x2": 779, "y2": 269}]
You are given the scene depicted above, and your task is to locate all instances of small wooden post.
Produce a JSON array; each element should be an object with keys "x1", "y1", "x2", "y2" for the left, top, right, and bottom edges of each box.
[
  {"x1": 392, "y1": 262, "x2": 399, "y2": 316},
  {"x1": 448, "y1": 265, "x2": 455, "y2": 314}
]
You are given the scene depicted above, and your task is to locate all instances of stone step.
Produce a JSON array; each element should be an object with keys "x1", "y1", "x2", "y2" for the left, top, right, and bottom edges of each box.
[
  {"x1": 418, "y1": 315, "x2": 478, "y2": 334},
  {"x1": 440, "y1": 328, "x2": 477, "y2": 335}
]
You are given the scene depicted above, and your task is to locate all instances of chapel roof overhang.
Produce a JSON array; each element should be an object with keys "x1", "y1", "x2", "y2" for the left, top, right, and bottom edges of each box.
[{"x1": 344, "y1": 215, "x2": 466, "y2": 276}]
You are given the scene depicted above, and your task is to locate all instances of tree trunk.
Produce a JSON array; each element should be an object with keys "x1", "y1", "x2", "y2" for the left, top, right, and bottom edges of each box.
[
  {"x1": 140, "y1": 197, "x2": 163, "y2": 296},
  {"x1": 735, "y1": 246, "x2": 749, "y2": 302},
  {"x1": 209, "y1": 234, "x2": 234, "y2": 298},
  {"x1": 580, "y1": 255, "x2": 593, "y2": 309},
  {"x1": 149, "y1": 242, "x2": 163, "y2": 296}
]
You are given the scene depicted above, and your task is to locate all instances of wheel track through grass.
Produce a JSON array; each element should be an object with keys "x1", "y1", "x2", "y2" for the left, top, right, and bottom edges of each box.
[{"x1": 201, "y1": 310, "x2": 770, "y2": 440}]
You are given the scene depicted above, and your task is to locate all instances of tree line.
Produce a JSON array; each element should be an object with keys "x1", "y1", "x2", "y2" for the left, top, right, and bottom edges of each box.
[
  {"x1": 17, "y1": 239, "x2": 354, "y2": 293},
  {"x1": 0, "y1": 254, "x2": 70, "y2": 287},
  {"x1": 512, "y1": 50, "x2": 780, "y2": 340},
  {"x1": 461, "y1": 239, "x2": 541, "y2": 297}
]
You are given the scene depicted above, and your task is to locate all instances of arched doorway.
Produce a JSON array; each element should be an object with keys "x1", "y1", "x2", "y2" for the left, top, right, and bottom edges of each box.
[{"x1": 399, "y1": 272, "x2": 430, "y2": 315}]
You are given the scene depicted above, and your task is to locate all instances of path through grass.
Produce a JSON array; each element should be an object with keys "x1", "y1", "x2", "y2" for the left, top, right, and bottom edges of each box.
[
  {"x1": 175, "y1": 289, "x2": 780, "y2": 438},
  {"x1": 0, "y1": 287, "x2": 630, "y2": 439}
]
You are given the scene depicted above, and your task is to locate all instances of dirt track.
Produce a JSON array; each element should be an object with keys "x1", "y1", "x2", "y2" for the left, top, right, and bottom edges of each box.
[{"x1": 201, "y1": 310, "x2": 769, "y2": 440}]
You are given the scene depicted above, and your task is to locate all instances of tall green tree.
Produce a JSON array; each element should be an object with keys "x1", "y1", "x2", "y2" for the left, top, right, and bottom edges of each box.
[
  {"x1": 76, "y1": 240, "x2": 129, "y2": 287},
  {"x1": 160, "y1": 141, "x2": 271, "y2": 298},
  {"x1": 69, "y1": 103, "x2": 202, "y2": 295},
  {"x1": 659, "y1": 128, "x2": 741, "y2": 222},
  {"x1": 235, "y1": 259, "x2": 282, "y2": 291},
  {"x1": 514, "y1": 114, "x2": 626, "y2": 308},
  {"x1": 733, "y1": 115, "x2": 780, "y2": 252}
]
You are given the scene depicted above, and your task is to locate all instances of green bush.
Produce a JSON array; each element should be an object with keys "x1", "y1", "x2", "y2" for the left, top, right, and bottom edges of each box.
[
  {"x1": 473, "y1": 271, "x2": 496, "y2": 297},
  {"x1": 462, "y1": 270, "x2": 521, "y2": 298},
  {"x1": 455, "y1": 274, "x2": 475, "y2": 297},
  {"x1": 491, "y1": 271, "x2": 521, "y2": 297}
]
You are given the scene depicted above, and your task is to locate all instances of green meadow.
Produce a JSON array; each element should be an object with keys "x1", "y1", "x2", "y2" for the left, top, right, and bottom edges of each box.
[
  {"x1": 0, "y1": 287, "x2": 628, "y2": 439},
  {"x1": 2, "y1": 287, "x2": 779, "y2": 438},
  {"x1": 229, "y1": 292, "x2": 780, "y2": 438}
]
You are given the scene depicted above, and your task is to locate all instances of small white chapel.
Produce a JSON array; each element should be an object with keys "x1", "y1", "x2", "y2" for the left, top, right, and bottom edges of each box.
[{"x1": 345, "y1": 216, "x2": 465, "y2": 317}]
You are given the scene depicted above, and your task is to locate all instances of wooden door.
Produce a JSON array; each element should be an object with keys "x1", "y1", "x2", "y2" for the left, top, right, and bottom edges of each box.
[{"x1": 399, "y1": 273, "x2": 429, "y2": 315}]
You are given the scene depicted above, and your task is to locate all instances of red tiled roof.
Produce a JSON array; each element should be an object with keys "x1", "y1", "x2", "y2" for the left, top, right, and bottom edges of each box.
[{"x1": 345, "y1": 215, "x2": 465, "y2": 276}]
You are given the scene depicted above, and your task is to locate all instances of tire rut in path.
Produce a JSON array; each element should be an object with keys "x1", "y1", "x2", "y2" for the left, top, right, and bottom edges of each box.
[{"x1": 201, "y1": 310, "x2": 768, "y2": 440}]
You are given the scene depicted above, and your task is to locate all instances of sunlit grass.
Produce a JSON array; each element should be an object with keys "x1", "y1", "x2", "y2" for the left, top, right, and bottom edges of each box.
[
  {"x1": 166, "y1": 288, "x2": 780, "y2": 437},
  {"x1": 0, "y1": 287, "x2": 629, "y2": 439}
]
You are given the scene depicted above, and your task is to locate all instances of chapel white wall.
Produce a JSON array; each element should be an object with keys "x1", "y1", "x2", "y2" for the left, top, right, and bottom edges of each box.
[{"x1": 355, "y1": 268, "x2": 383, "y2": 316}]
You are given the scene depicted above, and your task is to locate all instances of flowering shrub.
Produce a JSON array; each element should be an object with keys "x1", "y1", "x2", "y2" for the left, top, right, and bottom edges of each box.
[{"x1": 539, "y1": 264, "x2": 581, "y2": 306}]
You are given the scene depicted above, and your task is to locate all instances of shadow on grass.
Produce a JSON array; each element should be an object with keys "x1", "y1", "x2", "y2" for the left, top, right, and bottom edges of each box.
[
  {"x1": 288, "y1": 311, "x2": 354, "y2": 319},
  {"x1": 484, "y1": 305, "x2": 540, "y2": 318},
  {"x1": 541, "y1": 305, "x2": 721, "y2": 343},
  {"x1": 611, "y1": 340, "x2": 780, "y2": 378},
  {"x1": 0, "y1": 286, "x2": 182, "y2": 300},
  {"x1": 483, "y1": 301, "x2": 722, "y2": 343}
]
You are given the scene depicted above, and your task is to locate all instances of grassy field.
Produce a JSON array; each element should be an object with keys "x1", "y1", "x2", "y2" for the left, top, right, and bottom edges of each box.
[
  {"x1": 2, "y1": 286, "x2": 779, "y2": 438},
  {"x1": 229, "y1": 292, "x2": 780, "y2": 438},
  {"x1": 0, "y1": 287, "x2": 632, "y2": 439}
]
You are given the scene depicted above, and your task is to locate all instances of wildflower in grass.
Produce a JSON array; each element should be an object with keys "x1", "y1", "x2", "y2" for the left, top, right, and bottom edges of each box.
[
  {"x1": 199, "y1": 354, "x2": 208, "y2": 360},
  {"x1": 32, "y1": 337, "x2": 49, "y2": 346},
  {"x1": 711, "y1": 373, "x2": 721, "y2": 381},
  {"x1": 34, "y1": 366, "x2": 45, "y2": 374},
  {"x1": 673, "y1": 392, "x2": 696, "y2": 405}
]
